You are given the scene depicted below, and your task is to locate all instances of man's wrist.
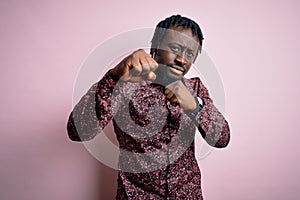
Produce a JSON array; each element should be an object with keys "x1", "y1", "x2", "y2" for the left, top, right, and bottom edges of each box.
[{"x1": 187, "y1": 97, "x2": 203, "y2": 118}]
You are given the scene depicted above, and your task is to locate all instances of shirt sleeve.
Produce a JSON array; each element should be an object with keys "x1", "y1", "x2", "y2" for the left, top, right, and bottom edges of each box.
[
  {"x1": 187, "y1": 77, "x2": 231, "y2": 148},
  {"x1": 67, "y1": 71, "x2": 121, "y2": 141}
]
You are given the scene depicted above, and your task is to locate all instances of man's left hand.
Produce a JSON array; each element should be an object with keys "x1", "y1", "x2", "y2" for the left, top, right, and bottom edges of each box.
[{"x1": 165, "y1": 80, "x2": 197, "y2": 111}]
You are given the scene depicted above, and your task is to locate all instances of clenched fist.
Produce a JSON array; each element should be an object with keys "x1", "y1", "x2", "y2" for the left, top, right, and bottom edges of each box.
[
  {"x1": 108, "y1": 49, "x2": 158, "y2": 82},
  {"x1": 165, "y1": 80, "x2": 197, "y2": 111}
]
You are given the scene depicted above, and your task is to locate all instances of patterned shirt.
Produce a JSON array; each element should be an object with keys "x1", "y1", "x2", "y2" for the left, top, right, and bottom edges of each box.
[{"x1": 67, "y1": 72, "x2": 230, "y2": 199}]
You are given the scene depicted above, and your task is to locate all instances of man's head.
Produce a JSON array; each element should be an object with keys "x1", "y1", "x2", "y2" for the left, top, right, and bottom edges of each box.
[
  {"x1": 151, "y1": 15, "x2": 204, "y2": 83},
  {"x1": 151, "y1": 14, "x2": 204, "y2": 56}
]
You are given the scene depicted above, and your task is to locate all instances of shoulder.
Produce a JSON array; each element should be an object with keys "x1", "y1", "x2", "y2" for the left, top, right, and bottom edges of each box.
[
  {"x1": 183, "y1": 76, "x2": 203, "y2": 89},
  {"x1": 184, "y1": 77, "x2": 201, "y2": 84},
  {"x1": 183, "y1": 77, "x2": 209, "y2": 97}
]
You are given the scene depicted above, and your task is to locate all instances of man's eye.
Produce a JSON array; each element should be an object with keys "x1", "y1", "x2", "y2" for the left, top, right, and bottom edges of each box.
[
  {"x1": 170, "y1": 46, "x2": 180, "y2": 52},
  {"x1": 186, "y1": 51, "x2": 194, "y2": 57}
]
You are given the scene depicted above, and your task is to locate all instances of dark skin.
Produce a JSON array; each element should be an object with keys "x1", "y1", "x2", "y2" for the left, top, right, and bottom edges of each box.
[{"x1": 108, "y1": 25, "x2": 200, "y2": 111}]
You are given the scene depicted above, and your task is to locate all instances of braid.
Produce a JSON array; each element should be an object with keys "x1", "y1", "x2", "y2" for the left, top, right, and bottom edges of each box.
[{"x1": 151, "y1": 15, "x2": 204, "y2": 55}]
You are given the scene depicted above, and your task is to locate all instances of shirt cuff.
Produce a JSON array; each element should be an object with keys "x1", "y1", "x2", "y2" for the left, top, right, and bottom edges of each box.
[{"x1": 185, "y1": 97, "x2": 203, "y2": 122}]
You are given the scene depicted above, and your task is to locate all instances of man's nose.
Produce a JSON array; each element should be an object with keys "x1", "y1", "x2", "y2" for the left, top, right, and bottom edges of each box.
[{"x1": 175, "y1": 54, "x2": 188, "y2": 66}]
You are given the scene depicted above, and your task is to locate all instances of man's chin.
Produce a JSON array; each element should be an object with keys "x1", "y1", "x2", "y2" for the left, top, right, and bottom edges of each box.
[
  {"x1": 153, "y1": 70, "x2": 182, "y2": 86},
  {"x1": 166, "y1": 73, "x2": 182, "y2": 82}
]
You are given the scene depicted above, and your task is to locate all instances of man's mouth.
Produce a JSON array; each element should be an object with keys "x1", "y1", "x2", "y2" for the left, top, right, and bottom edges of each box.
[{"x1": 167, "y1": 64, "x2": 185, "y2": 75}]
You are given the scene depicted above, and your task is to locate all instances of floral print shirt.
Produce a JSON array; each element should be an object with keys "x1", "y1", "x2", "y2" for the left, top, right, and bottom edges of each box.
[{"x1": 67, "y1": 72, "x2": 230, "y2": 199}]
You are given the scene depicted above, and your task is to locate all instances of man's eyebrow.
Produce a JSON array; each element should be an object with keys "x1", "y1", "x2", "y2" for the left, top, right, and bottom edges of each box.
[
  {"x1": 168, "y1": 42, "x2": 182, "y2": 47},
  {"x1": 168, "y1": 42, "x2": 196, "y2": 51}
]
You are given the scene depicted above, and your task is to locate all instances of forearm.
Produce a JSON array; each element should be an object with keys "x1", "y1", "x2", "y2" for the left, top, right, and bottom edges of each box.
[
  {"x1": 67, "y1": 72, "x2": 119, "y2": 141},
  {"x1": 184, "y1": 77, "x2": 231, "y2": 148},
  {"x1": 195, "y1": 99, "x2": 230, "y2": 148}
]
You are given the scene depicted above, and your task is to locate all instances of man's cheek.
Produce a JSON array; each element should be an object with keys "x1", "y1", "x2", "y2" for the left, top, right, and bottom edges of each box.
[{"x1": 185, "y1": 65, "x2": 192, "y2": 74}]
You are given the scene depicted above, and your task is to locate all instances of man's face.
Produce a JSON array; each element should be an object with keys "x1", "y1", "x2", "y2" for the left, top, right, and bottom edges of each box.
[{"x1": 153, "y1": 25, "x2": 200, "y2": 83}]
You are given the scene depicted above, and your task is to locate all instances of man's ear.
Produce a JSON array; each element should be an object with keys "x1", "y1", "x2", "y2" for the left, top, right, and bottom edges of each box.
[{"x1": 150, "y1": 48, "x2": 157, "y2": 58}]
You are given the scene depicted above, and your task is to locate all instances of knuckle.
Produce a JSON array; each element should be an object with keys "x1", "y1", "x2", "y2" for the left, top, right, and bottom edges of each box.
[
  {"x1": 135, "y1": 49, "x2": 145, "y2": 55},
  {"x1": 143, "y1": 64, "x2": 150, "y2": 71},
  {"x1": 134, "y1": 66, "x2": 142, "y2": 72}
]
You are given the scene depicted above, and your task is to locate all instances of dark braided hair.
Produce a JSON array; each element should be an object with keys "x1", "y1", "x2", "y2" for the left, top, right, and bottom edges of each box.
[{"x1": 151, "y1": 15, "x2": 204, "y2": 58}]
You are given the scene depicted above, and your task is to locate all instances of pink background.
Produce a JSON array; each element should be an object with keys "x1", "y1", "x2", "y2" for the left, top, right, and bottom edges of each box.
[{"x1": 1, "y1": 0, "x2": 300, "y2": 199}]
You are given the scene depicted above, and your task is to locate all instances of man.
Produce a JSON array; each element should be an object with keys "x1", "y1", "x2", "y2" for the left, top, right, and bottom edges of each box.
[{"x1": 67, "y1": 15, "x2": 230, "y2": 199}]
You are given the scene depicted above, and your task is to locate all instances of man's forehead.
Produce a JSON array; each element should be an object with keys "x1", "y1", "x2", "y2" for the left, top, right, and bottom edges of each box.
[{"x1": 161, "y1": 26, "x2": 199, "y2": 48}]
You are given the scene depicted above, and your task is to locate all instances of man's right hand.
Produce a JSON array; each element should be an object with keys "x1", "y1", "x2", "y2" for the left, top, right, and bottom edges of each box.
[{"x1": 108, "y1": 49, "x2": 158, "y2": 82}]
